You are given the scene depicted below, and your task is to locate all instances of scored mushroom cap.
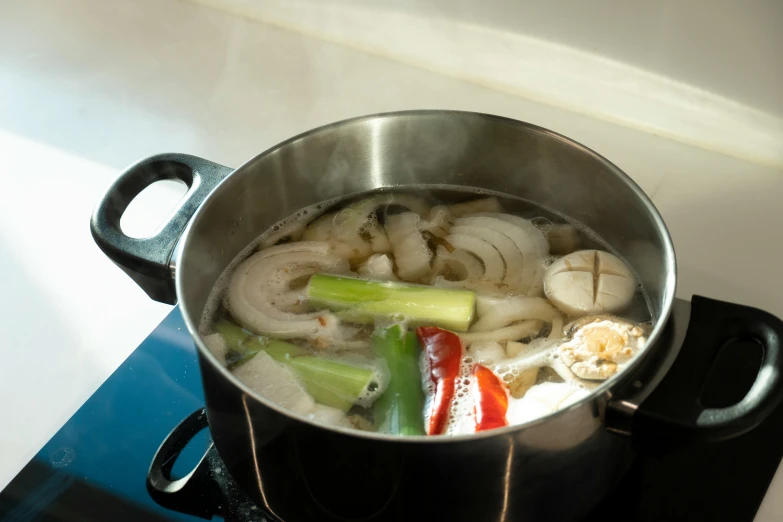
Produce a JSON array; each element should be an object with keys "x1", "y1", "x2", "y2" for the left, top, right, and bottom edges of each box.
[{"x1": 544, "y1": 250, "x2": 637, "y2": 317}]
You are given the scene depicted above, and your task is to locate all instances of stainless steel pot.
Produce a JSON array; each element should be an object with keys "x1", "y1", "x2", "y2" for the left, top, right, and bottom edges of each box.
[{"x1": 91, "y1": 111, "x2": 783, "y2": 521}]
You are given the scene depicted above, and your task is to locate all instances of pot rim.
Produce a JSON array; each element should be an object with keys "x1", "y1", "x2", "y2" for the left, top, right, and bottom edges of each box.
[{"x1": 176, "y1": 109, "x2": 678, "y2": 443}]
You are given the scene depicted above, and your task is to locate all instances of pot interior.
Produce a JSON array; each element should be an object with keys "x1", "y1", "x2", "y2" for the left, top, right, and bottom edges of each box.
[{"x1": 177, "y1": 110, "x2": 676, "y2": 419}]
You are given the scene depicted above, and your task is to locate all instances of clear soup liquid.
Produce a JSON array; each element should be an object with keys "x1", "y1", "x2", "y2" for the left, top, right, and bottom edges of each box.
[{"x1": 200, "y1": 187, "x2": 653, "y2": 436}]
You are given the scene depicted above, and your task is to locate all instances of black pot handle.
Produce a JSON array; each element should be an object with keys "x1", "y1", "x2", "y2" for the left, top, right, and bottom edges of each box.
[
  {"x1": 630, "y1": 295, "x2": 783, "y2": 448},
  {"x1": 147, "y1": 407, "x2": 221, "y2": 519},
  {"x1": 90, "y1": 153, "x2": 232, "y2": 304}
]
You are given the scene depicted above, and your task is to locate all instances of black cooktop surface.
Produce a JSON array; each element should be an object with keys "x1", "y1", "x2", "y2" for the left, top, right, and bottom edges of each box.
[{"x1": 1, "y1": 308, "x2": 781, "y2": 522}]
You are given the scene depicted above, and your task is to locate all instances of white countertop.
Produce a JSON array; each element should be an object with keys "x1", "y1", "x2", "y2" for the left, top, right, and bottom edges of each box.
[{"x1": 1, "y1": 0, "x2": 782, "y2": 519}]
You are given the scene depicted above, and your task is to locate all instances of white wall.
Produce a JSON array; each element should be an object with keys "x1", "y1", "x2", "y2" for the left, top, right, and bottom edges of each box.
[
  {"x1": 334, "y1": 0, "x2": 783, "y2": 118},
  {"x1": 188, "y1": 0, "x2": 783, "y2": 168}
]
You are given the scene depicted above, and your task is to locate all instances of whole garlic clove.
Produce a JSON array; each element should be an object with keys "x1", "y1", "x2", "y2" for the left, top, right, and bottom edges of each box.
[{"x1": 543, "y1": 250, "x2": 636, "y2": 316}]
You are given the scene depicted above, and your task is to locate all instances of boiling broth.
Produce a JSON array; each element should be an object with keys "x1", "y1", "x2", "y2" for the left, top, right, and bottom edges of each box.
[{"x1": 200, "y1": 187, "x2": 653, "y2": 435}]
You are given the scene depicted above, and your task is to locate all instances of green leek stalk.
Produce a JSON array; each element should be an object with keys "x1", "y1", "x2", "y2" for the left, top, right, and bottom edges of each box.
[
  {"x1": 214, "y1": 320, "x2": 376, "y2": 411},
  {"x1": 215, "y1": 320, "x2": 307, "y2": 368},
  {"x1": 287, "y1": 357, "x2": 377, "y2": 412},
  {"x1": 372, "y1": 325, "x2": 425, "y2": 436},
  {"x1": 307, "y1": 274, "x2": 476, "y2": 332}
]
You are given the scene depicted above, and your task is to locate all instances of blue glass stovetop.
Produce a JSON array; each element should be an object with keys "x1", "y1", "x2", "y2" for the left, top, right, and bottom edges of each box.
[
  {"x1": 0, "y1": 308, "x2": 208, "y2": 522},
  {"x1": 1, "y1": 307, "x2": 782, "y2": 522}
]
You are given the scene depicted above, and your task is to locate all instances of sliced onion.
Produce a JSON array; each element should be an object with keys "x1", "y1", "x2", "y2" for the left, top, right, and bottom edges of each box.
[
  {"x1": 302, "y1": 212, "x2": 372, "y2": 261},
  {"x1": 333, "y1": 194, "x2": 429, "y2": 240},
  {"x1": 459, "y1": 319, "x2": 544, "y2": 344},
  {"x1": 550, "y1": 315, "x2": 564, "y2": 340},
  {"x1": 431, "y1": 245, "x2": 484, "y2": 281},
  {"x1": 470, "y1": 213, "x2": 548, "y2": 254},
  {"x1": 450, "y1": 224, "x2": 523, "y2": 288},
  {"x1": 365, "y1": 222, "x2": 391, "y2": 253},
  {"x1": 432, "y1": 278, "x2": 506, "y2": 296},
  {"x1": 444, "y1": 233, "x2": 505, "y2": 283},
  {"x1": 472, "y1": 295, "x2": 564, "y2": 339},
  {"x1": 431, "y1": 245, "x2": 496, "y2": 293},
  {"x1": 461, "y1": 214, "x2": 548, "y2": 295},
  {"x1": 456, "y1": 216, "x2": 538, "y2": 293},
  {"x1": 301, "y1": 213, "x2": 334, "y2": 241},
  {"x1": 226, "y1": 241, "x2": 350, "y2": 340},
  {"x1": 385, "y1": 212, "x2": 432, "y2": 282},
  {"x1": 301, "y1": 194, "x2": 428, "y2": 262},
  {"x1": 419, "y1": 205, "x2": 454, "y2": 237},
  {"x1": 265, "y1": 265, "x2": 313, "y2": 312}
]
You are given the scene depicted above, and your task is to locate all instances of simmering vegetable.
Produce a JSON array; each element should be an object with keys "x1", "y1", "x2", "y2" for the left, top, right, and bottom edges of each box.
[
  {"x1": 472, "y1": 364, "x2": 509, "y2": 432},
  {"x1": 200, "y1": 190, "x2": 653, "y2": 436},
  {"x1": 307, "y1": 274, "x2": 476, "y2": 332},
  {"x1": 215, "y1": 320, "x2": 381, "y2": 411},
  {"x1": 417, "y1": 326, "x2": 463, "y2": 435},
  {"x1": 373, "y1": 325, "x2": 426, "y2": 435}
]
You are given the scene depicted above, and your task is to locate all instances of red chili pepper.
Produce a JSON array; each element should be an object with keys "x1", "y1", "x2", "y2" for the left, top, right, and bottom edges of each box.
[
  {"x1": 416, "y1": 326, "x2": 462, "y2": 435},
  {"x1": 472, "y1": 364, "x2": 508, "y2": 432}
]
